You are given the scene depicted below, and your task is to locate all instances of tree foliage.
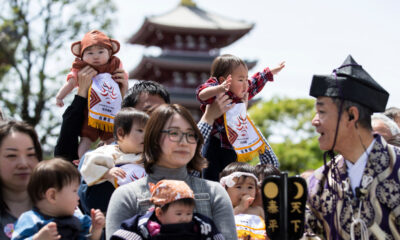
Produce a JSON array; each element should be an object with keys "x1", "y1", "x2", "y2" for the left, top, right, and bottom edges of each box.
[
  {"x1": 0, "y1": 0, "x2": 116, "y2": 149},
  {"x1": 249, "y1": 96, "x2": 324, "y2": 175}
]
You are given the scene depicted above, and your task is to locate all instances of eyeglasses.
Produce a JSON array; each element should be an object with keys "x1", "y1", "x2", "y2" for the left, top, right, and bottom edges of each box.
[{"x1": 161, "y1": 129, "x2": 198, "y2": 144}]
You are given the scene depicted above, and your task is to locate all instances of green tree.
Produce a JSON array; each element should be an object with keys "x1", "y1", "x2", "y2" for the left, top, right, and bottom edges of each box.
[
  {"x1": 0, "y1": 0, "x2": 116, "y2": 150},
  {"x1": 249, "y1": 96, "x2": 324, "y2": 175}
]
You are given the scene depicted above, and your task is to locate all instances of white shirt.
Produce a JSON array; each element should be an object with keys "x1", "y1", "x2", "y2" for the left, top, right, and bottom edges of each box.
[{"x1": 345, "y1": 139, "x2": 375, "y2": 196}]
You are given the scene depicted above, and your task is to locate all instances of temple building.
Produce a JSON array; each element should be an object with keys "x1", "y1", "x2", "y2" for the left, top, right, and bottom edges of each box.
[{"x1": 128, "y1": 0, "x2": 256, "y2": 120}]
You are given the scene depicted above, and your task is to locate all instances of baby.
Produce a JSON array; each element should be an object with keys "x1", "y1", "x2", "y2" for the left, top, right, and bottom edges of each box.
[
  {"x1": 197, "y1": 54, "x2": 284, "y2": 181},
  {"x1": 12, "y1": 158, "x2": 104, "y2": 240},
  {"x1": 56, "y1": 30, "x2": 128, "y2": 158},
  {"x1": 111, "y1": 180, "x2": 224, "y2": 240},
  {"x1": 220, "y1": 162, "x2": 266, "y2": 240}
]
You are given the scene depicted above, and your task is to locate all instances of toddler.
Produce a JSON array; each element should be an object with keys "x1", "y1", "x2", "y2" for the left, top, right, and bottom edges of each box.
[
  {"x1": 197, "y1": 54, "x2": 284, "y2": 181},
  {"x1": 220, "y1": 162, "x2": 266, "y2": 240},
  {"x1": 80, "y1": 108, "x2": 148, "y2": 212},
  {"x1": 81, "y1": 108, "x2": 148, "y2": 187},
  {"x1": 111, "y1": 180, "x2": 224, "y2": 240},
  {"x1": 56, "y1": 30, "x2": 128, "y2": 158},
  {"x1": 12, "y1": 158, "x2": 105, "y2": 240}
]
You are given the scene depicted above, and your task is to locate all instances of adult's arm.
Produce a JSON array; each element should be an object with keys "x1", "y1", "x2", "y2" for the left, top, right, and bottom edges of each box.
[
  {"x1": 208, "y1": 181, "x2": 238, "y2": 240},
  {"x1": 54, "y1": 66, "x2": 97, "y2": 162},
  {"x1": 197, "y1": 93, "x2": 233, "y2": 144},
  {"x1": 106, "y1": 183, "x2": 138, "y2": 239}
]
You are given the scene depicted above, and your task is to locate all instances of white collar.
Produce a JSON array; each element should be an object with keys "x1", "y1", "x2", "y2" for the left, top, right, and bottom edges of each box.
[{"x1": 345, "y1": 139, "x2": 375, "y2": 195}]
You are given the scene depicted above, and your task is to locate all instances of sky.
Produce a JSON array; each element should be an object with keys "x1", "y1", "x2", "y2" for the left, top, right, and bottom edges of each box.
[{"x1": 113, "y1": 0, "x2": 400, "y2": 108}]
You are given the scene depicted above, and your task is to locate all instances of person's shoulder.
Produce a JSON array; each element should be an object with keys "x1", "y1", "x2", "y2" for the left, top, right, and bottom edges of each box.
[{"x1": 192, "y1": 177, "x2": 225, "y2": 193}]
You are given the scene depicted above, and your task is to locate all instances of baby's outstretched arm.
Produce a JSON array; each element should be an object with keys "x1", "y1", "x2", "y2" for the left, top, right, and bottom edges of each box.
[
  {"x1": 198, "y1": 75, "x2": 231, "y2": 101},
  {"x1": 270, "y1": 61, "x2": 286, "y2": 75},
  {"x1": 56, "y1": 78, "x2": 77, "y2": 107},
  {"x1": 90, "y1": 209, "x2": 105, "y2": 240}
]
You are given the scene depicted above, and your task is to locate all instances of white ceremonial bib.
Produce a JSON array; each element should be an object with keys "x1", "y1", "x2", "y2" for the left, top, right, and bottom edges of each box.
[
  {"x1": 88, "y1": 73, "x2": 122, "y2": 132},
  {"x1": 224, "y1": 103, "x2": 267, "y2": 162},
  {"x1": 115, "y1": 164, "x2": 146, "y2": 187}
]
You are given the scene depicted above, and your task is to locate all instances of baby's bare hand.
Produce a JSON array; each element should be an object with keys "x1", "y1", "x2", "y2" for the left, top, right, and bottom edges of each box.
[
  {"x1": 270, "y1": 61, "x2": 285, "y2": 75},
  {"x1": 107, "y1": 167, "x2": 126, "y2": 180},
  {"x1": 33, "y1": 222, "x2": 60, "y2": 240},
  {"x1": 220, "y1": 75, "x2": 232, "y2": 92},
  {"x1": 240, "y1": 195, "x2": 255, "y2": 210}
]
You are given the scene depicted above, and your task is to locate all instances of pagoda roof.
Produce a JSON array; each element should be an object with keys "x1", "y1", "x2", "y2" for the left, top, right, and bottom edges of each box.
[
  {"x1": 129, "y1": 4, "x2": 254, "y2": 48},
  {"x1": 129, "y1": 54, "x2": 257, "y2": 79}
]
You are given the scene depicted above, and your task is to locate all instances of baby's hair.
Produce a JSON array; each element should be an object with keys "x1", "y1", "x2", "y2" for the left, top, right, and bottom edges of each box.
[
  {"x1": 255, "y1": 164, "x2": 280, "y2": 184},
  {"x1": 210, "y1": 54, "x2": 247, "y2": 80},
  {"x1": 113, "y1": 108, "x2": 149, "y2": 141},
  {"x1": 156, "y1": 198, "x2": 195, "y2": 213},
  {"x1": 28, "y1": 158, "x2": 80, "y2": 205},
  {"x1": 219, "y1": 162, "x2": 257, "y2": 187}
]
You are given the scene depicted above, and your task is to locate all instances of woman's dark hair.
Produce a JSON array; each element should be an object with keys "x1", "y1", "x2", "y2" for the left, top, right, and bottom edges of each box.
[
  {"x1": 122, "y1": 80, "x2": 170, "y2": 108},
  {"x1": 113, "y1": 108, "x2": 149, "y2": 141},
  {"x1": 219, "y1": 162, "x2": 256, "y2": 186},
  {"x1": 28, "y1": 158, "x2": 80, "y2": 205},
  {"x1": 0, "y1": 120, "x2": 43, "y2": 215},
  {"x1": 142, "y1": 104, "x2": 207, "y2": 174},
  {"x1": 255, "y1": 164, "x2": 281, "y2": 183},
  {"x1": 158, "y1": 198, "x2": 195, "y2": 213},
  {"x1": 210, "y1": 54, "x2": 247, "y2": 80}
]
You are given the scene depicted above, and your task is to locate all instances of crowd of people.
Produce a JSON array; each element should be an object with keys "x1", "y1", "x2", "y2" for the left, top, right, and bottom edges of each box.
[{"x1": 0, "y1": 30, "x2": 399, "y2": 240}]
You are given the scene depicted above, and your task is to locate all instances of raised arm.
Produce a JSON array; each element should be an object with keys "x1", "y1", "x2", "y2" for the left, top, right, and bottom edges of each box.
[
  {"x1": 54, "y1": 66, "x2": 97, "y2": 162},
  {"x1": 198, "y1": 76, "x2": 231, "y2": 101}
]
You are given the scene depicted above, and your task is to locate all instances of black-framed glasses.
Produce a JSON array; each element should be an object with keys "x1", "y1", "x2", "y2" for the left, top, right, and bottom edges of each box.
[{"x1": 161, "y1": 129, "x2": 198, "y2": 144}]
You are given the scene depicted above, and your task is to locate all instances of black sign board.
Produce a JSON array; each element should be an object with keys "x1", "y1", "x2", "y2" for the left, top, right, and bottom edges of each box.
[{"x1": 261, "y1": 172, "x2": 307, "y2": 240}]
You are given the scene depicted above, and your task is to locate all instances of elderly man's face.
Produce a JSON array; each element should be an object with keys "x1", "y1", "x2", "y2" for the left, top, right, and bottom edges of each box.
[
  {"x1": 372, "y1": 120, "x2": 393, "y2": 141},
  {"x1": 311, "y1": 97, "x2": 349, "y2": 152}
]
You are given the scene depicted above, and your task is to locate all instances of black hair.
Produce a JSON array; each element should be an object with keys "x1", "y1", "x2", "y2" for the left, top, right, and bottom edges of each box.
[
  {"x1": 113, "y1": 108, "x2": 149, "y2": 141},
  {"x1": 28, "y1": 158, "x2": 80, "y2": 205},
  {"x1": 158, "y1": 198, "x2": 195, "y2": 213},
  {"x1": 210, "y1": 54, "x2": 247, "y2": 80},
  {"x1": 255, "y1": 164, "x2": 280, "y2": 183},
  {"x1": 219, "y1": 162, "x2": 257, "y2": 187},
  {"x1": 121, "y1": 81, "x2": 170, "y2": 108},
  {"x1": 332, "y1": 98, "x2": 372, "y2": 130}
]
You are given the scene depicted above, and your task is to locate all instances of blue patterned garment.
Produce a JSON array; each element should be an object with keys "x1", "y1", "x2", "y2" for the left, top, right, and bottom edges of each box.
[
  {"x1": 305, "y1": 135, "x2": 400, "y2": 239},
  {"x1": 12, "y1": 208, "x2": 91, "y2": 240}
]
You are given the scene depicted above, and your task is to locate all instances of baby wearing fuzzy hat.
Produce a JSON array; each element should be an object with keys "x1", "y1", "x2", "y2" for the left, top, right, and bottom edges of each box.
[
  {"x1": 111, "y1": 180, "x2": 225, "y2": 240},
  {"x1": 56, "y1": 30, "x2": 128, "y2": 159}
]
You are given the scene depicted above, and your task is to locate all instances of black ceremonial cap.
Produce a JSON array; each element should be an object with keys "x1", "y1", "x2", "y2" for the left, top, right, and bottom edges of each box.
[{"x1": 309, "y1": 55, "x2": 389, "y2": 112}]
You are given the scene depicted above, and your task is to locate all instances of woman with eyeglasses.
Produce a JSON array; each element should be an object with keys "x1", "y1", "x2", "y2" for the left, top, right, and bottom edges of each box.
[{"x1": 106, "y1": 104, "x2": 237, "y2": 240}]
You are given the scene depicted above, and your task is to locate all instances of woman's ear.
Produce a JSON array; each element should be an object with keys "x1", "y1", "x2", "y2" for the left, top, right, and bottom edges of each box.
[
  {"x1": 45, "y1": 188, "x2": 57, "y2": 204},
  {"x1": 71, "y1": 41, "x2": 82, "y2": 57},
  {"x1": 218, "y1": 76, "x2": 225, "y2": 84}
]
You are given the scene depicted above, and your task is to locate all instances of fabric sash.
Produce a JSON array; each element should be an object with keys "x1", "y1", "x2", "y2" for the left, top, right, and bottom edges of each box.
[
  {"x1": 235, "y1": 214, "x2": 266, "y2": 239},
  {"x1": 224, "y1": 103, "x2": 267, "y2": 162},
  {"x1": 114, "y1": 164, "x2": 146, "y2": 187},
  {"x1": 88, "y1": 73, "x2": 122, "y2": 132}
]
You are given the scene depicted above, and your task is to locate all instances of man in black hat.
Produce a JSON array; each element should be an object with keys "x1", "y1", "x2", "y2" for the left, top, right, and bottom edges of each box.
[{"x1": 305, "y1": 55, "x2": 400, "y2": 239}]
